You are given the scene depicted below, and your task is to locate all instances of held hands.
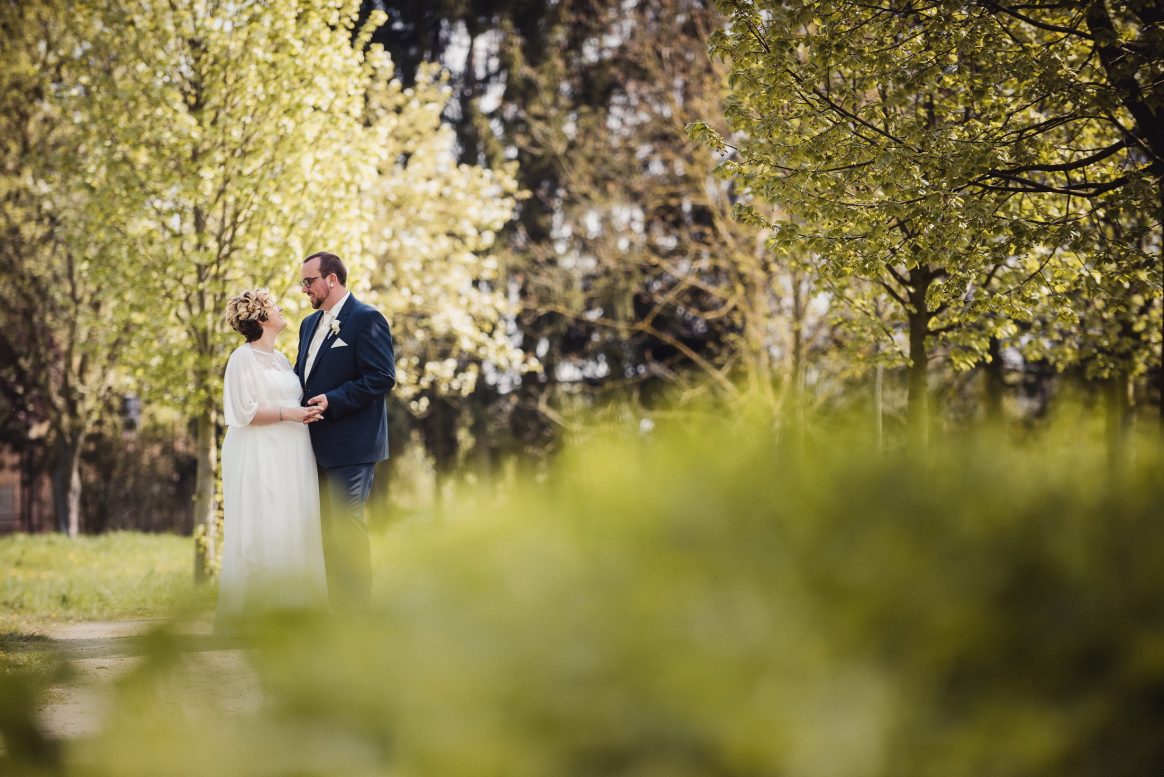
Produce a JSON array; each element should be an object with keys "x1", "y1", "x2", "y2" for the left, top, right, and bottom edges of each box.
[
  {"x1": 307, "y1": 394, "x2": 329, "y2": 415},
  {"x1": 283, "y1": 405, "x2": 323, "y2": 424}
]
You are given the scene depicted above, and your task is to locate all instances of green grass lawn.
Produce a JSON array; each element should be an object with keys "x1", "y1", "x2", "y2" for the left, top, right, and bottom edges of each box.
[{"x1": 0, "y1": 532, "x2": 211, "y2": 676}]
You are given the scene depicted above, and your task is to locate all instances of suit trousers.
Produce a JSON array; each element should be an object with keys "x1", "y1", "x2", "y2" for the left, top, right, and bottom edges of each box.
[{"x1": 318, "y1": 463, "x2": 375, "y2": 608}]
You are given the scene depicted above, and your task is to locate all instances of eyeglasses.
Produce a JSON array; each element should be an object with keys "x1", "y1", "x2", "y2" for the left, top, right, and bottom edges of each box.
[{"x1": 300, "y1": 275, "x2": 324, "y2": 289}]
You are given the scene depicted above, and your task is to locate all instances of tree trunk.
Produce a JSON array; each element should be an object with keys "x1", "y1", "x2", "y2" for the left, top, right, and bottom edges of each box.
[
  {"x1": 739, "y1": 243, "x2": 777, "y2": 413},
  {"x1": 51, "y1": 430, "x2": 85, "y2": 537},
  {"x1": 1158, "y1": 177, "x2": 1163, "y2": 427},
  {"x1": 21, "y1": 452, "x2": 35, "y2": 533},
  {"x1": 906, "y1": 270, "x2": 932, "y2": 450},
  {"x1": 1105, "y1": 368, "x2": 1131, "y2": 473},
  {"x1": 426, "y1": 398, "x2": 458, "y2": 522},
  {"x1": 788, "y1": 268, "x2": 806, "y2": 448},
  {"x1": 984, "y1": 336, "x2": 1005, "y2": 422},
  {"x1": 432, "y1": 466, "x2": 447, "y2": 522},
  {"x1": 192, "y1": 408, "x2": 218, "y2": 582},
  {"x1": 906, "y1": 315, "x2": 929, "y2": 449},
  {"x1": 470, "y1": 393, "x2": 490, "y2": 480}
]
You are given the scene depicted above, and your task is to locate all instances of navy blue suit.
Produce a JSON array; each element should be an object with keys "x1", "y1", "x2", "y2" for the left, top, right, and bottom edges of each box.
[
  {"x1": 295, "y1": 294, "x2": 395, "y2": 607},
  {"x1": 295, "y1": 295, "x2": 396, "y2": 467}
]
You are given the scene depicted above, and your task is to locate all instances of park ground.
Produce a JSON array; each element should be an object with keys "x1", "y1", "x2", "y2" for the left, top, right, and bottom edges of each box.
[{"x1": 0, "y1": 533, "x2": 248, "y2": 744}]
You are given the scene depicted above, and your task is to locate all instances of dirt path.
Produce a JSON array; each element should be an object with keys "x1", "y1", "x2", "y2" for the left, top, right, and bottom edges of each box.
[{"x1": 34, "y1": 619, "x2": 261, "y2": 740}]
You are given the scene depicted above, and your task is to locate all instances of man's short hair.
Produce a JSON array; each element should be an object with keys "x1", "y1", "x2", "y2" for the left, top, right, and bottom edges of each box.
[{"x1": 304, "y1": 251, "x2": 347, "y2": 286}]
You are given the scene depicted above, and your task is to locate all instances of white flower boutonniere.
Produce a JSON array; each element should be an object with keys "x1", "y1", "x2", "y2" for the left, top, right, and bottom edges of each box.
[{"x1": 329, "y1": 318, "x2": 341, "y2": 337}]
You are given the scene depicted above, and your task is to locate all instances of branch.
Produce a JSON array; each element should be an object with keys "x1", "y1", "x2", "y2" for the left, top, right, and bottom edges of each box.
[
  {"x1": 885, "y1": 263, "x2": 910, "y2": 290},
  {"x1": 539, "y1": 303, "x2": 741, "y2": 398},
  {"x1": 786, "y1": 66, "x2": 916, "y2": 151},
  {"x1": 967, "y1": 171, "x2": 1135, "y2": 197},
  {"x1": 981, "y1": 1, "x2": 1095, "y2": 40},
  {"x1": 987, "y1": 138, "x2": 1129, "y2": 177},
  {"x1": 999, "y1": 243, "x2": 1062, "y2": 297},
  {"x1": 730, "y1": 0, "x2": 771, "y2": 55},
  {"x1": 927, "y1": 322, "x2": 961, "y2": 335},
  {"x1": 877, "y1": 277, "x2": 909, "y2": 307},
  {"x1": 1085, "y1": 2, "x2": 1164, "y2": 158}
]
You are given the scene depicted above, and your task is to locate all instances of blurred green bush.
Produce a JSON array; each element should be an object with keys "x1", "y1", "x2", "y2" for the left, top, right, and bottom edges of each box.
[{"x1": 5, "y1": 411, "x2": 1164, "y2": 776}]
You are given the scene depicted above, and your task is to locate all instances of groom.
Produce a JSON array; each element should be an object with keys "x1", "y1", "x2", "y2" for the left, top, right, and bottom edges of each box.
[{"x1": 295, "y1": 251, "x2": 396, "y2": 608}]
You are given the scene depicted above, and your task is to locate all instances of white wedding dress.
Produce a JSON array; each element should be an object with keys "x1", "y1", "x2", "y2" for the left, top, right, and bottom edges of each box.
[{"x1": 216, "y1": 344, "x2": 327, "y2": 626}]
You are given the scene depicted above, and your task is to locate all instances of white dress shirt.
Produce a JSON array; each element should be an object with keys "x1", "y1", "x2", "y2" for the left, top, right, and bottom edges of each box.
[{"x1": 304, "y1": 292, "x2": 350, "y2": 378}]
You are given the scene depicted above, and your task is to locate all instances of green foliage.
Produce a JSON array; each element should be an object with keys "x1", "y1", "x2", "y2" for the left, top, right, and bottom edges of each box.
[
  {"x1": 62, "y1": 0, "x2": 383, "y2": 414},
  {"x1": 697, "y1": 0, "x2": 1162, "y2": 414},
  {"x1": 6, "y1": 411, "x2": 1164, "y2": 775},
  {"x1": 355, "y1": 62, "x2": 529, "y2": 416},
  {"x1": 685, "y1": 120, "x2": 728, "y2": 154},
  {"x1": 14, "y1": 0, "x2": 525, "y2": 555},
  {"x1": 396, "y1": 0, "x2": 820, "y2": 421},
  {"x1": 46, "y1": 0, "x2": 525, "y2": 419},
  {"x1": 0, "y1": 0, "x2": 146, "y2": 533}
]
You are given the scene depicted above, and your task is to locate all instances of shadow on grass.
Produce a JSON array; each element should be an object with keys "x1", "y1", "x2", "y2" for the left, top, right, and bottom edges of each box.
[
  {"x1": 3, "y1": 621, "x2": 240, "y2": 670},
  {"x1": 0, "y1": 633, "x2": 55, "y2": 655},
  {"x1": 0, "y1": 633, "x2": 62, "y2": 678},
  {"x1": 0, "y1": 635, "x2": 63, "y2": 773}
]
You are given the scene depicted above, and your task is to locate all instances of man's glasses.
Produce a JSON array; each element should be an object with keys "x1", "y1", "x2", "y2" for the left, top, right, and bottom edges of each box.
[{"x1": 301, "y1": 275, "x2": 323, "y2": 289}]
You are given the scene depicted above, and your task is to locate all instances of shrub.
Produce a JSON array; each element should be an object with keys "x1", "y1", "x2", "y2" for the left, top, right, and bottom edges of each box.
[{"x1": 7, "y1": 411, "x2": 1164, "y2": 776}]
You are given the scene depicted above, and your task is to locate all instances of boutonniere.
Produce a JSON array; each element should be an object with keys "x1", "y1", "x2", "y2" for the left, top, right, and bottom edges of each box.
[{"x1": 329, "y1": 318, "x2": 341, "y2": 337}]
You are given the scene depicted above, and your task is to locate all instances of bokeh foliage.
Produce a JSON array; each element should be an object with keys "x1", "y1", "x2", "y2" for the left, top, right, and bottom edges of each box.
[{"x1": 5, "y1": 408, "x2": 1163, "y2": 776}]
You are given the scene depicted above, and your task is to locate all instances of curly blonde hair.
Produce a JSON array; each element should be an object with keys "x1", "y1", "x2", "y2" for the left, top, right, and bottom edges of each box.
[{"x1": 225, "y1": 288, "x2": 276, "y2": 342}]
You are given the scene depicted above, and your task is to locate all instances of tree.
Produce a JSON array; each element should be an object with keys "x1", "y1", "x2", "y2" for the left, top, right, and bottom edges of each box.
[
  {"x1": 375, "y1": 0, "x2": 838, "y2": 452},
  {"x1": 56, "y1": 0, "x2": 390, "y2": 570},
  {"x1": 0, "y1": 0, "x2": 143, "y2": 536},
  {"x1": 67, "y1": 0, "x2": 522, "y2": 573},
  {"x1": 337, "y1": 61, "x2": 529, "y2": 491},
  {"x1": 691, "y1": 0, "x2": 1157, "y2": 443},
  {"x1": 967, "y1": 2, "x2": 1163, "y2": 423}
]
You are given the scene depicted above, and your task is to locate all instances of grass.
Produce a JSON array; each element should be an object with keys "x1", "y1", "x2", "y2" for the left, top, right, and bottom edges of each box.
[{"x1": 0, "y1": 532, "x2": 210, "y2": 678}]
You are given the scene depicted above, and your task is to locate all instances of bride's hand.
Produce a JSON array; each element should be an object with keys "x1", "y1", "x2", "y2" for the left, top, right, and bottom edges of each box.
[{"x1": 285, "y1": 406, "x2": 322, "y2": 424}]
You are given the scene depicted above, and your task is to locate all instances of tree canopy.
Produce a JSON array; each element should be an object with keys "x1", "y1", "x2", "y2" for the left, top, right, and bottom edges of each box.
[{"x1": 691, "y1": 0, "x2": 1161, "y2": 438}]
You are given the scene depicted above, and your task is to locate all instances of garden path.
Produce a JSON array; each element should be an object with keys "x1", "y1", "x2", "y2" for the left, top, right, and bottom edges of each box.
[{"x1": 35, "y1": 619, "x2": 260, "y2": 740}]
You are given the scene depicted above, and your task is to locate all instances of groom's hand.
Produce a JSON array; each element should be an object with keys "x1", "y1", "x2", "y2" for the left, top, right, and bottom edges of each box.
[{"x1": 308, "y1": 394, "x2": 329, "y2": 415}]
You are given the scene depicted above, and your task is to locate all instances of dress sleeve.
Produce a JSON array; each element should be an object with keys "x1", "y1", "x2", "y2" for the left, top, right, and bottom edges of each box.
[{"x1": 223, "y1": 347, "x2": 260, "y2": 427}]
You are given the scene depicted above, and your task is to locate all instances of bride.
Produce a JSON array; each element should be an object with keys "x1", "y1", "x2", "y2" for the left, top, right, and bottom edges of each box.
[{"x1": 217, "y1": 288, "x2": 328, "y2": 628}]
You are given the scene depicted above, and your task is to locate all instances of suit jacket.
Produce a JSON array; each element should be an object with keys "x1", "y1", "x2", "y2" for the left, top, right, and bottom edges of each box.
[{"x1": 295, "y1": 294, "x2": 396, "y2": 469}]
